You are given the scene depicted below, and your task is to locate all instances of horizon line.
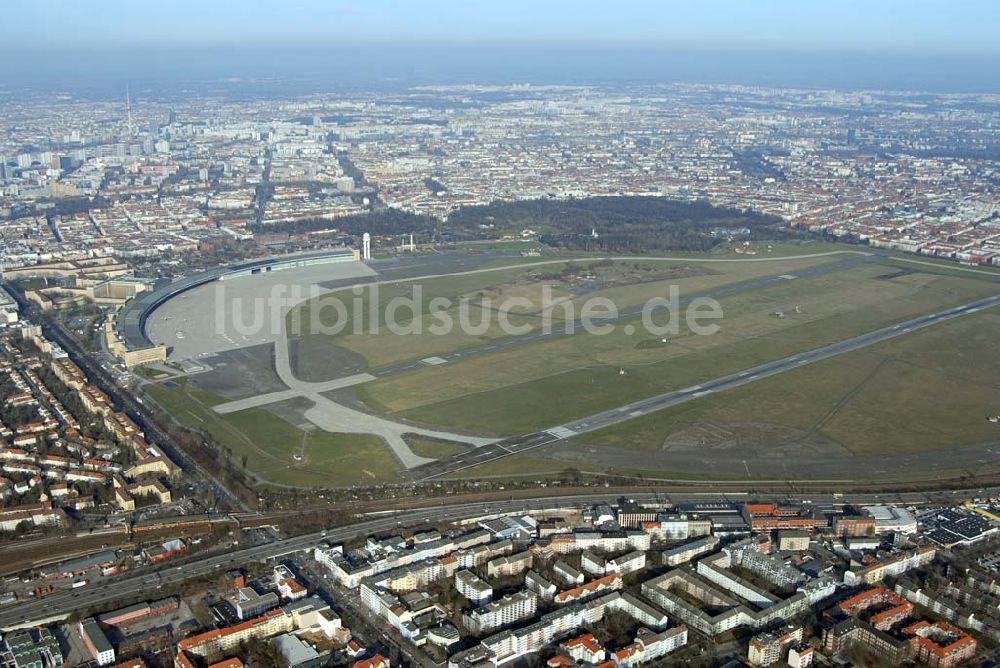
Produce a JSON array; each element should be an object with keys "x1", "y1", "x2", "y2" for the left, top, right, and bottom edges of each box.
[{"x1": 1, "y1": 40, "x2": 999, "y2": 59}]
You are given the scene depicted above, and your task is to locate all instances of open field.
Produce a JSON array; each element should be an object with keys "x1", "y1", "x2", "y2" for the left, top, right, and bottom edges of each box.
[
  {"x1": 567, "y1": 308, "x2": 1000, "y2": 462},
  {"x1": 360, "y1": 260, "x2": 999, "y2": 435},
  {"x1": 258, "y1": 430, "x2": 398, "y2": 488},
  {"x1": 143, "y1": 381, "x2": 400, "y2": 487},
  {"x1": 142, "y1": 243, "x2": 1000, "y2": 486},
  {"x1": 290, "y1": 251, "x2": 843, "y2": 369},
  {"x1": 442, "y1": 310, "x2": 1000, "y2": 482},
  {"x1": 289, "y1": 263, "x2": 547, "y2": 368}
]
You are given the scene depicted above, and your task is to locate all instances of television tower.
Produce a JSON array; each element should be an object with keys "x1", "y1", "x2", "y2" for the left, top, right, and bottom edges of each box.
[{"x1": 125, "y1": 84, "x2": 135, "y2": 138}]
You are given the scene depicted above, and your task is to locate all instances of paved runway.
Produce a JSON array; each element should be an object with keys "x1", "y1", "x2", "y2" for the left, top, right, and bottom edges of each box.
[{"x1": 410, "y1": 293, "x2": 1000, "y2": 480}]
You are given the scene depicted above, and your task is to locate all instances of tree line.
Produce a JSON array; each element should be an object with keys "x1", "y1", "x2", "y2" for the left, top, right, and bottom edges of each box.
[
  {"x1": 249, "y1": 195, "x2": 799, "y2": 253},
  {"x1": 446, "y1": 196, "x2": 793, "y2": 252}
]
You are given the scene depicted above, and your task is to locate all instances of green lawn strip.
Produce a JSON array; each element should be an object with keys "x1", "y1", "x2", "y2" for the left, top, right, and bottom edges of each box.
[
  {"x1": 145, "y1": 382, "x2": 400, "y2": 486},
  {"x1": 257, "y1": 431, "x2": 400, "y2": 487},
  {"x1": 405, "y1": 436, "x2": 470, "y2": 459},
  {"x1": 575, "y1": 310, "x2": 1000, "y2": 456},
  {"x1": 288, "y1": 248, "x2": 845, "y2": 369}
]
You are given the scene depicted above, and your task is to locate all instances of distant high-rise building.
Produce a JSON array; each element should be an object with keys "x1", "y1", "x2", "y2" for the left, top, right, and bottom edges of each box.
[{"x1": 335, "y1": 176, "x2": 354, "y2": 193}]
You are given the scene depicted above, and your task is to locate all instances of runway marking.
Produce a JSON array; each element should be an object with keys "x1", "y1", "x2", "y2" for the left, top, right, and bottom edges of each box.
[
  {"x1": 421, "y1": 356, "x2": 448, "y2": 366},
  {"x1": 779, "y1": 274, "x2": 797, "y2": 280},
  {"x1": 546, "y1": 427, "x2": 578, "y2": 439},
  {"x1": 692, "y1": 390, "x2": 713, "y2": 398},
  {"x1": 629, "y1": 410, "x2": 643, "y2": 417}
]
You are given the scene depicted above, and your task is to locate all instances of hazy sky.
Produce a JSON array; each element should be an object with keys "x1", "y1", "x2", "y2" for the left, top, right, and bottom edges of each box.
[{"x1": 5, "y1": 0, "x2": 998, "y2": 54}]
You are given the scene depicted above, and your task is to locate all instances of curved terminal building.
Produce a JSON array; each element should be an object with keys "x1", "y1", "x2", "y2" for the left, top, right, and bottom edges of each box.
[{"x1": 114, "y1": 249, "x2": 360, "y2": 361}]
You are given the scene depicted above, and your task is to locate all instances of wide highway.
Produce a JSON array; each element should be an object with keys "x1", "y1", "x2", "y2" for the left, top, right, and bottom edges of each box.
[
  {"x1": 0, "y1": 487, "x2": 992, "y2": 631},
  {"x1": 411, "y1": 293, "x2": 1000, "y2": 480}
]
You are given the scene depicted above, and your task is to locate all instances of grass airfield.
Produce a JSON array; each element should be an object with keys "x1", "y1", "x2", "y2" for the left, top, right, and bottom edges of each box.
[
  {"x1": 358, "y1": 260, "x2": 999, "y2": 440},
  {"x1": 147, "y1": 242, "x2": 1000, "y2": 486}
]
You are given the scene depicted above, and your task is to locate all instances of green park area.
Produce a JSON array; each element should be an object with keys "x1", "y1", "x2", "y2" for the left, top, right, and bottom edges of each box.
[
  {"x1": 358, "y1": 258, "x2": 999, "y2": 437},
  {"x1": 144, "y1": 381, "x2": 400, "y2": 487},
  {"x1": 289, "y1": 247, "x2": 846, "y2": 369},
  {"x1": 147, "y1": 241, "x2": 1000, "y2": 486}
]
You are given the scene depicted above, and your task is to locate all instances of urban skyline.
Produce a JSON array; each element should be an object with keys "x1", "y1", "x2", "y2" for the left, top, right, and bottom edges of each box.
[{"x1": 0, "y1": 3, "x2": 998, "y2": 667}]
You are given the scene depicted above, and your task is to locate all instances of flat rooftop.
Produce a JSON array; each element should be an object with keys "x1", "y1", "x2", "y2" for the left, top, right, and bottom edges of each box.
[{"x1": 117, "y1": 249, "x2": 360, "y2": 350}]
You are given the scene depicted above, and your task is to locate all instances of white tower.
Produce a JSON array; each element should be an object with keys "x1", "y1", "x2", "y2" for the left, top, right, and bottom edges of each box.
[
  {"x1": 362, "y1": 232, "x2": 371, "y2": 261},
  {"x1": 125, "y1": 84, "x2": 135, "y2": 138},
  {"x1": 409, "y1": 233, "x2": 415, "y2": 252}
]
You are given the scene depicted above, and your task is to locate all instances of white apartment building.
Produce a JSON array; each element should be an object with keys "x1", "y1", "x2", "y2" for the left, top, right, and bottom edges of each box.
[
  {"x1": 462, "y1": 591, "x2": 538, "y2": 636},
  {"x1": 455, "y1": 570, "x2": 493, "y2": 605}
]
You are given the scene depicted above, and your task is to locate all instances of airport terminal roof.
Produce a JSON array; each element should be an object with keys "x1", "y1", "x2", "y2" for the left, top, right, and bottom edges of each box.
[{"x1": 116, "y1": 249, "x2": 356, "y2": 349}]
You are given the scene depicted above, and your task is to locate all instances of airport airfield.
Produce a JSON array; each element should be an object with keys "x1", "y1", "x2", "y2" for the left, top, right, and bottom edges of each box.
[{"x1": 139, "y1": 242, "x2": 1000, "y2": 488}]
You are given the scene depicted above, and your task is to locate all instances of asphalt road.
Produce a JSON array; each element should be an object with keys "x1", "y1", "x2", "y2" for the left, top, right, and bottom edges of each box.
[
  {"x1": 1, "y1": 487, "x2": 991, "y2": 631},
  {"x1": 410, "y1": 293, "x2": 1000, "y2": 480}
]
